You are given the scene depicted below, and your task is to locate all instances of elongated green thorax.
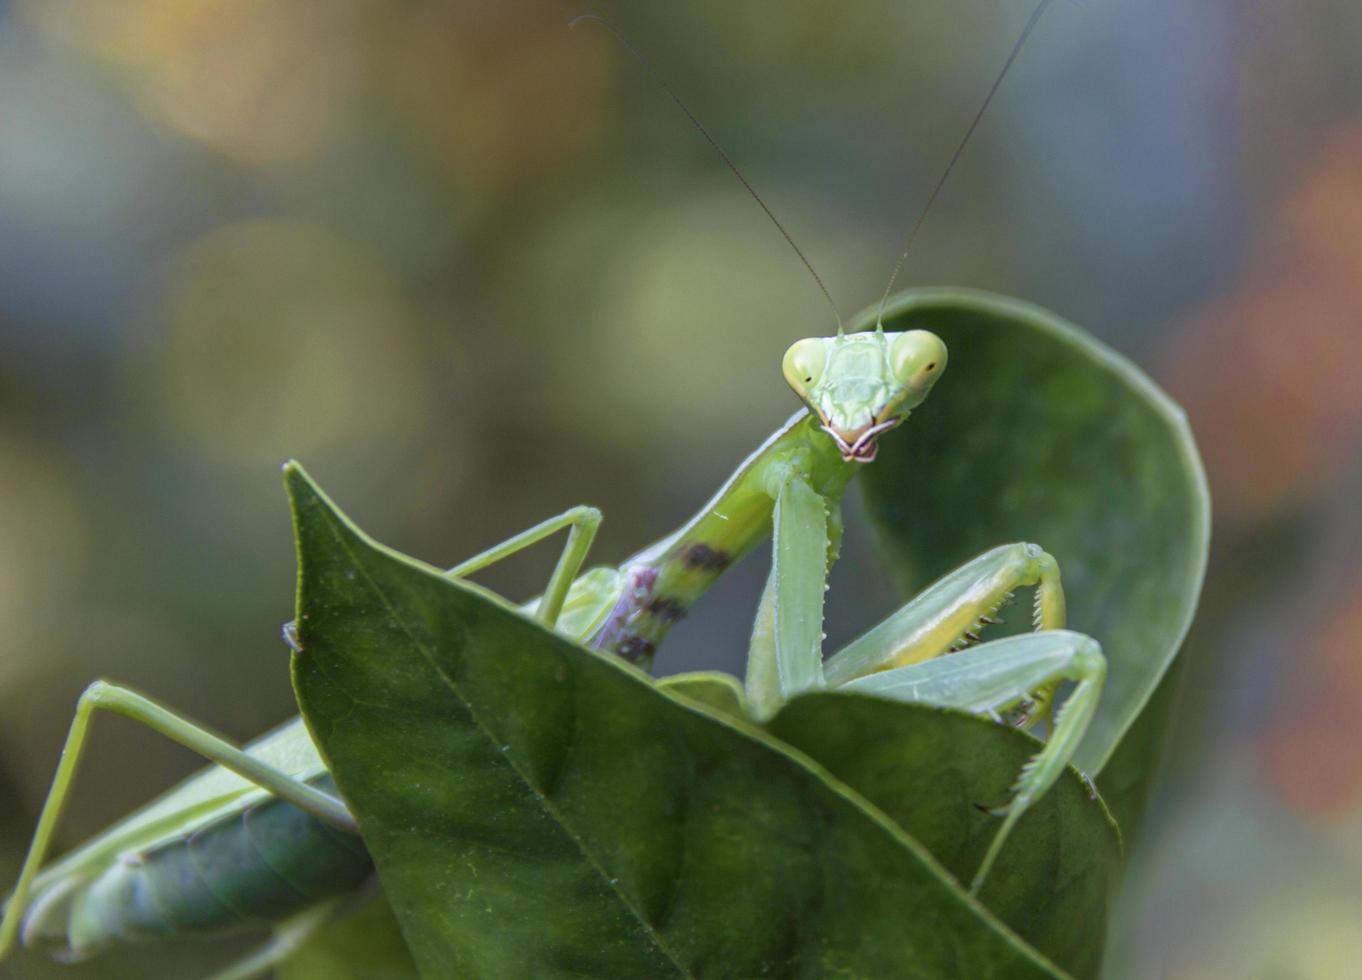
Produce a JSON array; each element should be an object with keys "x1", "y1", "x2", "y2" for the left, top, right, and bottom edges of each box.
[{"x1": 589, "y1": 412, "x2": 853, "y2": 665}]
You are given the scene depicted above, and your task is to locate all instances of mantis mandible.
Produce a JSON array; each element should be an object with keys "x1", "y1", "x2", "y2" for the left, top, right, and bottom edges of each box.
[{"x1": 0, "y1": 2, "x2": 1107, "y2": 977}]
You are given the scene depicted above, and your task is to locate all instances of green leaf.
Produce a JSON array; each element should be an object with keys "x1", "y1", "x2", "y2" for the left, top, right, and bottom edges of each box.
[
  {"x1": 856, "y1": 289, "x2": 1210, "y2": 789},
  {"x1": 657, "y1": 673, "x2": 1124, "y2": 970},
  {"x1": 285, "y1": 463, "x2": 1085, "y2": 979},
  {"x1": 769, "y1": 695, "x2": 1121, "y2": 980}
]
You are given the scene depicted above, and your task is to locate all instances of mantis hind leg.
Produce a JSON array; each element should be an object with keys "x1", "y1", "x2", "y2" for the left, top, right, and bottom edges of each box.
[
  {"x1": 5, "y1": 507, "x2": 607, "y2": 962},
  {"x1": 0, "y1": 682, "x2": 357, "y2": 961},
  {"x1": 824, "y1": 541, "x2": 1067, "y2": 722},
  {"x1": 840, "y1": 630, "x2": 1106, "y2": 894}
]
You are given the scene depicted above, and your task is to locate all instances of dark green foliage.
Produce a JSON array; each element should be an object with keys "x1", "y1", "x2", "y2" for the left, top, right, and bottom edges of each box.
[{"x1": 769, "y1": 696, "x2": 1119, "y2": 979}]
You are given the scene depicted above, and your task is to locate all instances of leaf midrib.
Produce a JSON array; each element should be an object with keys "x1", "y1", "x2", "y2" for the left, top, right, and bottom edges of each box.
[
  {"x1": 294, "y1": 474, "x2": 1073, "y2": 980},
  {"x1": 314, "y1": 503, "x2": 694, "y2": 979}
]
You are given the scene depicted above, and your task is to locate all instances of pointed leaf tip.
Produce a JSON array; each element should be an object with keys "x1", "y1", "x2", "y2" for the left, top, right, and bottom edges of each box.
[{"x1": 281, "y1": 459, "x2": 311, "y2": 494}]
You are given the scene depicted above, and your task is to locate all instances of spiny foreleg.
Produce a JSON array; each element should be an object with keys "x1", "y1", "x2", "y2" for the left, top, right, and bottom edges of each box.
[
  {"x1": 824, "y1": 542, "x2": 1067, "y2": 724},
  {"x1": 840, "y1": 629, "x2": 1106, "y2": 893}
]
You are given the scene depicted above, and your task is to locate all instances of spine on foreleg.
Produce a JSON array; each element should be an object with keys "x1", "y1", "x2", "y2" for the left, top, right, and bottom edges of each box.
[{"x1": 25, "y1": 776, "x2": 372, "y2": 959}]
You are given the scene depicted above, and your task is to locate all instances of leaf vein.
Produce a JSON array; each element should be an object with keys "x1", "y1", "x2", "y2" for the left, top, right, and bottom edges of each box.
[{"x1": 313, "y1": 502, "x2": 693, "y2": 978}]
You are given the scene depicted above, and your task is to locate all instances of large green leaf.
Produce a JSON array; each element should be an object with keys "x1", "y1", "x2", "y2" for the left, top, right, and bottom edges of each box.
[
  {"x1": 285, "y1": 463, "x2": 1118, "y2": 978},
  {"x1": 856, "y1": 289, "x2": 1210, "y2": 791}
]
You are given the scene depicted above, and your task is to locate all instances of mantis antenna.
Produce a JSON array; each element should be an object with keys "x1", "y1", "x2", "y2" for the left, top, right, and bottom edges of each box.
[
  {"x1": 570, "y1": 13, "x2": 844, "y2": 334},
  {"x1": 874, "y1": 0, "x2": 1057, "y2": 329}
]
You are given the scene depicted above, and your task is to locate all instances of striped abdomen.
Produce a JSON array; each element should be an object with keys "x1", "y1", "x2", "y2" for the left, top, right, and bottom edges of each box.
[{"x1": 48, "y1": 776, "x2": 372, "y2": 957}]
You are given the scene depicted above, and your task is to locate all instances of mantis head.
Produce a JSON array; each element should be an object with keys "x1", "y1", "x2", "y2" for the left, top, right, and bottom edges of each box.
[{"x1": 782, "y1": 329, "x2": 948, "y2": 463}]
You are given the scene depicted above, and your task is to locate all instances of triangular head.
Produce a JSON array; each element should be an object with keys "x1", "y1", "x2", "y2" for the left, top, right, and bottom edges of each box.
[{"x1": 782, "y1": 329, "x2": 948, "y2": 462}]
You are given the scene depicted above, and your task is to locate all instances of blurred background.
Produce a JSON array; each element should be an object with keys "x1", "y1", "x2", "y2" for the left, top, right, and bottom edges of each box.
[{"x1": 1, "y1": 0, "x2": 1360, "y2": 976}]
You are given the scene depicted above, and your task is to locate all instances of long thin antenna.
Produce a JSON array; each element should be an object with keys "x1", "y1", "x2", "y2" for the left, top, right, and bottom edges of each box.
[
  {"x1": 570, "y1": 14, "x2": 843, "y2": 332},
  {"x1": 875, "y1": 0, "x2": 1056, "y2": 327}
]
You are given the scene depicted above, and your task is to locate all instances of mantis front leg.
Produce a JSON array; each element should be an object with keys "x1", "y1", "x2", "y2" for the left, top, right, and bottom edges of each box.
[
  {"x1": 750, "y1": 539, "x2": 1105, "y2": 894},
  {"x1": 744, "y1": 469, "x2": 837, "y2": 721},
  {"x1": 825, "y1": 542, "x2": 1067, "y2": 683},
  {"x1": 841, "y1": 630, "x2": 1106, "y2": 893},
  {"x1": 819, "y1": 542, "x2": 1102, "y2": 892},
  {"x1": 825, "y1": 541, "x2": 1068, "y2": 725}
]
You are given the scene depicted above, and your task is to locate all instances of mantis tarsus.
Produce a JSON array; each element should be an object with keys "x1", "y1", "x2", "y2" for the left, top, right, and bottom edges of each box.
[{"x1": 0, "y1": 2, "x2": 1113, "y2": 976}]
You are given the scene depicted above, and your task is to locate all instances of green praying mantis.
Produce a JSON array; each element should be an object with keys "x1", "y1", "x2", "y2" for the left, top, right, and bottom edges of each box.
[
  {"x1": 0, "y1": 2, "x2": 1120, "y2": 976},
  {"x1": 0, "y1": 322, "x2": 1108, "y2": 979}
]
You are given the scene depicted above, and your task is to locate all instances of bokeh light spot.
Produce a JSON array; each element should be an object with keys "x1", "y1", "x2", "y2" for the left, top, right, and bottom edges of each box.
[
  {"x1": 0, "y1": 443, "x2": 88, "y2": 688},
  {"x1": 22, "y1": 0, "x2": 361, "y2": 166},
  {"x1": 146, "y1": 220, "x2": 433, "y2": 473}
]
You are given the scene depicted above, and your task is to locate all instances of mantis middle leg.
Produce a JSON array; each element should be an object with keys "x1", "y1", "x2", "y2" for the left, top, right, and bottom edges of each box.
[{"x1": 444, "y1": 504, "x2": 602, "y2": 627}]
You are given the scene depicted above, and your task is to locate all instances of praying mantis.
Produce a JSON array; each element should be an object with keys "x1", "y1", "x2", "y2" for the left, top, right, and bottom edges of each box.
[
  {"x1": 0, "y1": 324, "x2": 1108, "y2": 977},
  {"x1": 0, "y1": 2, "x2": 1125, "y2": 976}
]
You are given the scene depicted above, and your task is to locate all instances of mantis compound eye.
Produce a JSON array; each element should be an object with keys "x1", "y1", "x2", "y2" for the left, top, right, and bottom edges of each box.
[
  {"x1": 782, "y1": 338, "x2": 828, "y2": 396},
  {"x1": 890, "y1": 330, "x2": 948, "y2": 388}
]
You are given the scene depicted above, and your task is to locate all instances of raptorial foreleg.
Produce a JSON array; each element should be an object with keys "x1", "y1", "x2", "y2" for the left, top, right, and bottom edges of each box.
[
  {"x1": 824, "y1": 542, "x2": 1067, "y2": 723},
  {"x1": 840, "y1": 629, "x2": 1106, "y2": 893}
]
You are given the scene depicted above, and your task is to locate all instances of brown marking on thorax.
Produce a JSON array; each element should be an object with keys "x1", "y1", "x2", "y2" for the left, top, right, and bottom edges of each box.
[
  {"x1": 682, "y1": 542, "x2": 731, "y2": 572},
  {"x1": 645, "y1": 597, "x2": 688, "y2": 623},
  {"x1": 616, "y1": 635, "x2": 656, "y2": 663}
]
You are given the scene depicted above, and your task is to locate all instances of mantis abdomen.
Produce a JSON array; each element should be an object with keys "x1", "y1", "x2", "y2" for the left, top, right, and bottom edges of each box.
[{"x1": 22, "y1": 774, "x2": 373, "y2": 958}]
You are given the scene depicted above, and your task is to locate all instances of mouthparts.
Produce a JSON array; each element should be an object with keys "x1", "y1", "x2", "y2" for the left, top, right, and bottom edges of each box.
[{"x1": 820, "y1": 417, "x2": 902, "y2": 464}]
